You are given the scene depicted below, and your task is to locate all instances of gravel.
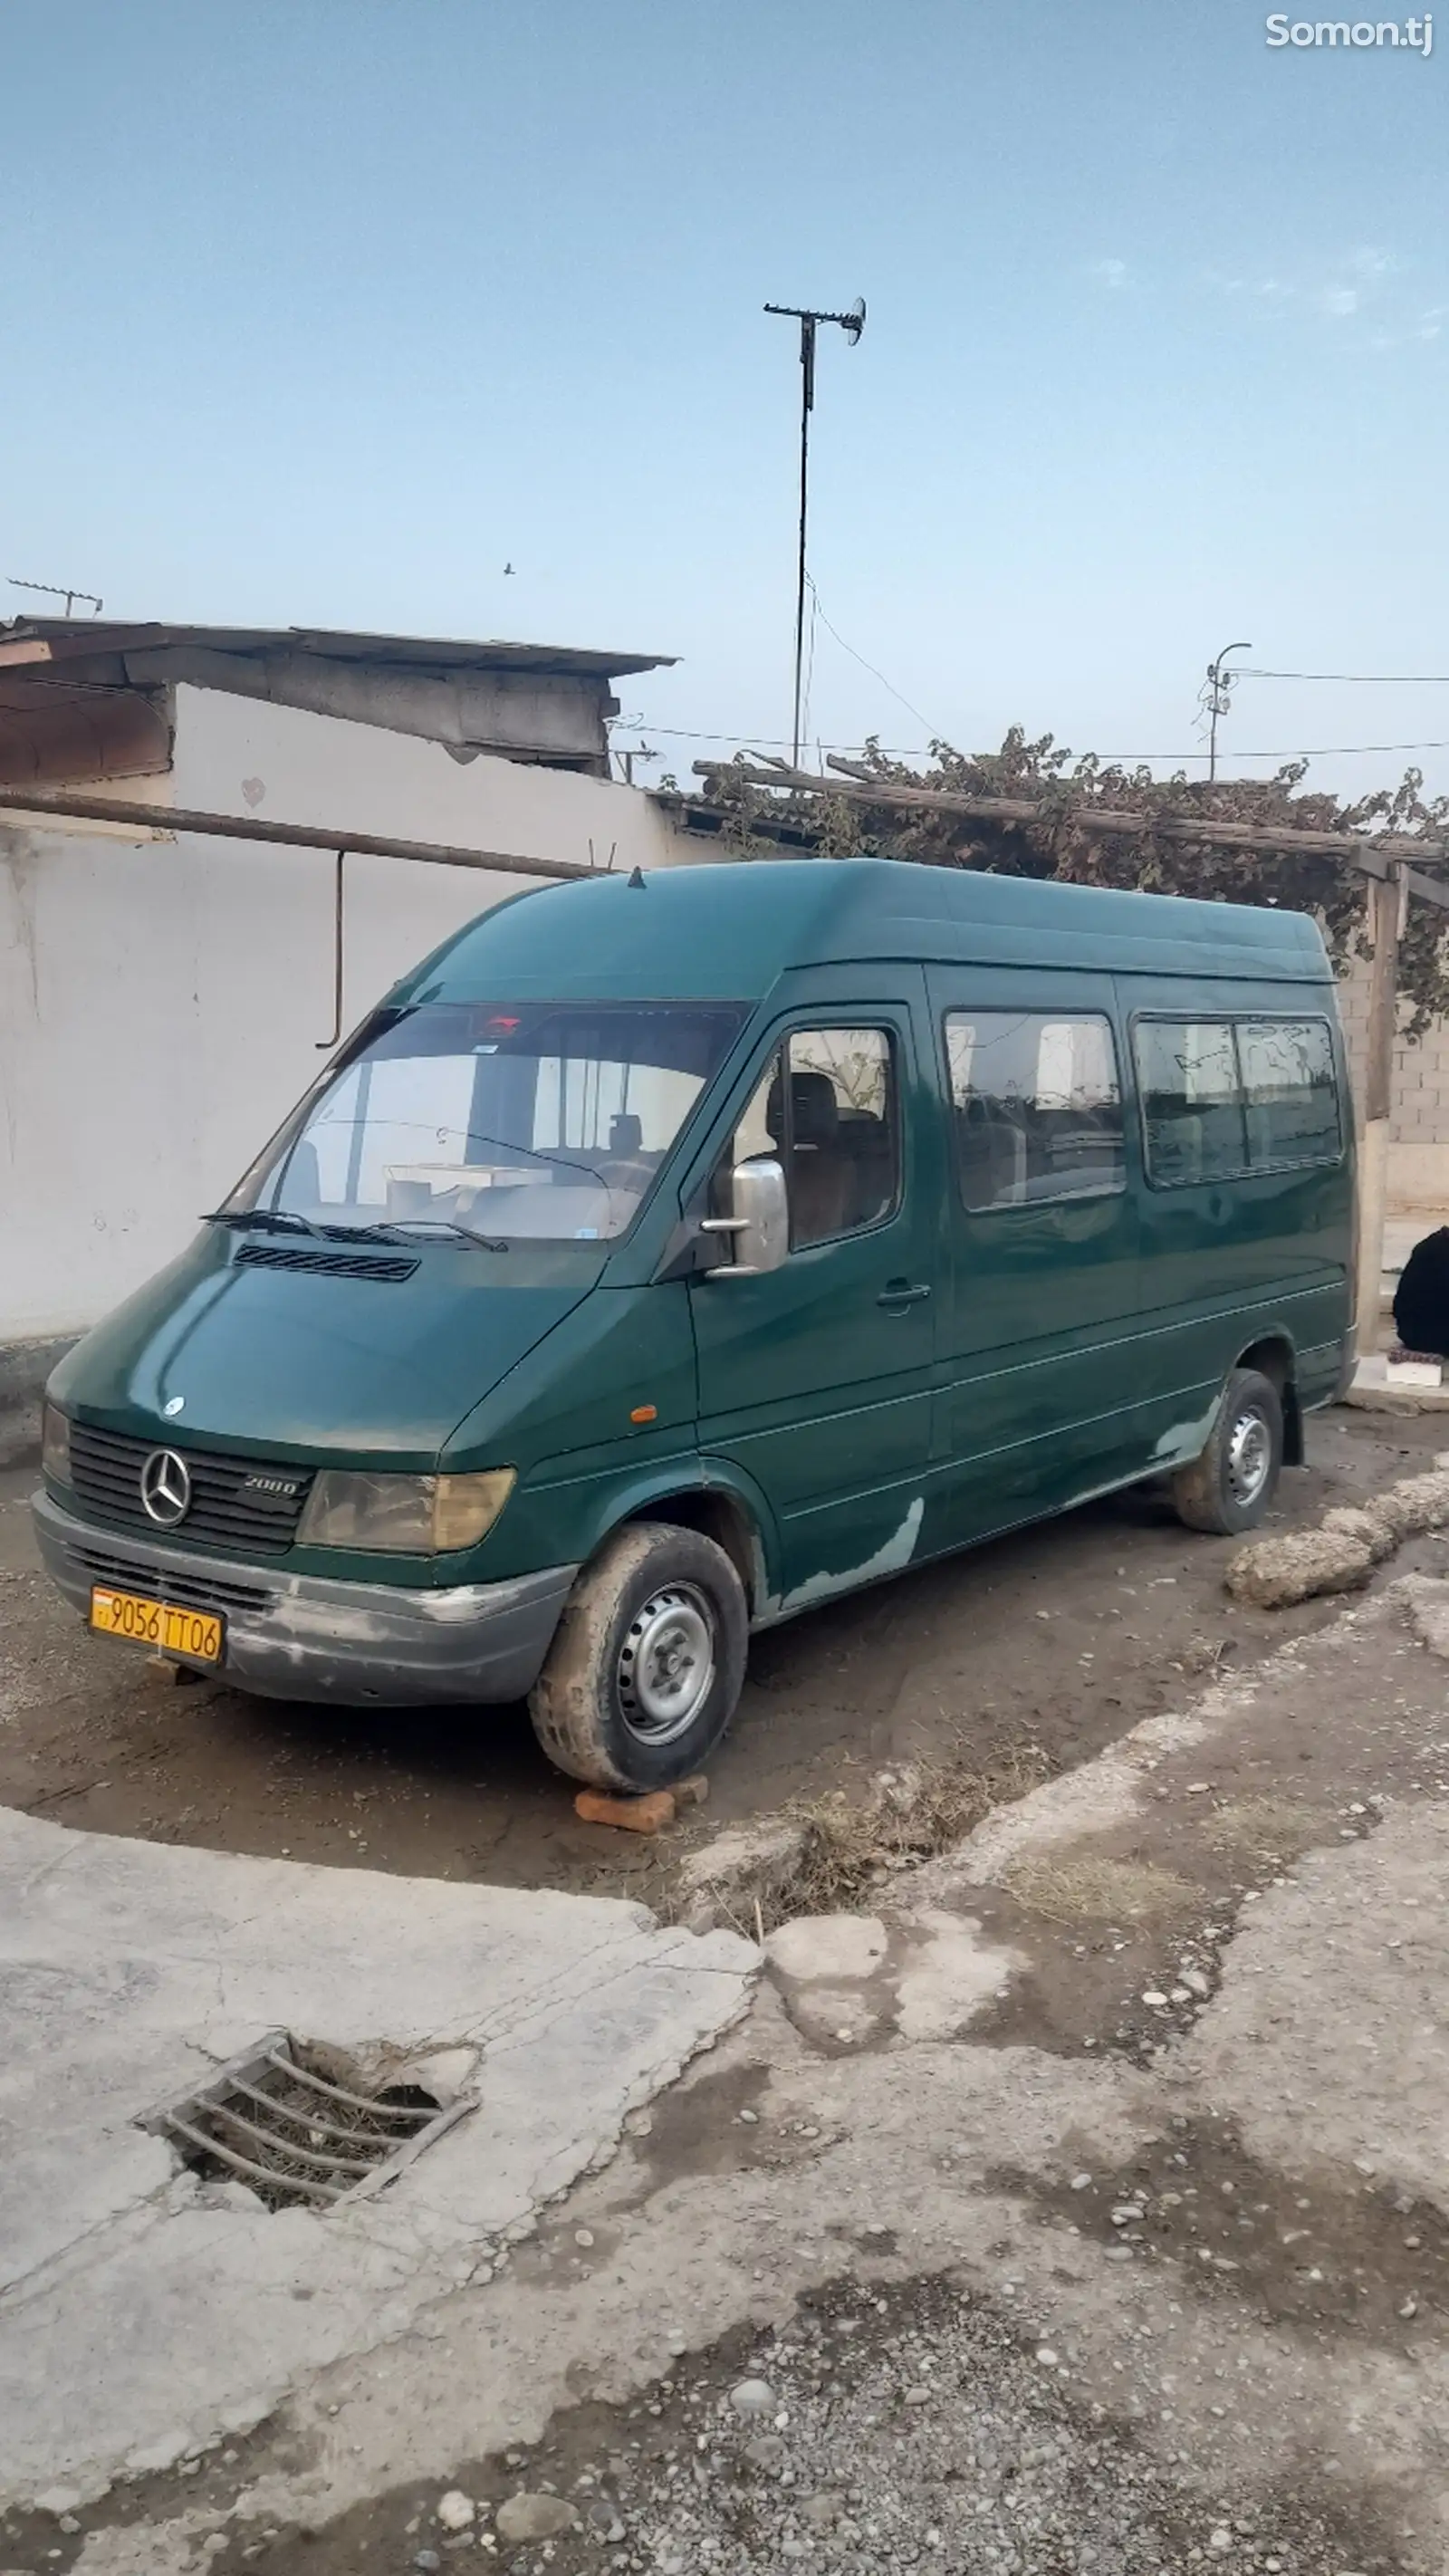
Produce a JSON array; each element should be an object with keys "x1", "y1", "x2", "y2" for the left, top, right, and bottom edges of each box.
[
  {"x1": 188, "y1": 2271, "x2": 1395, "y2": 2574},
  {"x1": 372, "y1": 2273, "x2": 1388, "y2": 2576}
]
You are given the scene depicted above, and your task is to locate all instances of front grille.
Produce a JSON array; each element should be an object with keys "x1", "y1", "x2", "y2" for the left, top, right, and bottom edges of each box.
[
  {"x1": 68, "y1": 1423, "x2": 313, "y2": 1559},
  {"x1": 234, "y1": 1244, "x2": 419, "y2": 1283},
  {"x1": 67, "y1": 1538, "x2": 277, "y2": 1619}
]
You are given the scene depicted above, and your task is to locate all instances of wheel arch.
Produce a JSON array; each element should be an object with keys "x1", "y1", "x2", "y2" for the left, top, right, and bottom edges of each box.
[
  {"x1": 1234, "y1": 1331, "x2": 1303, "y2": 1465},
  {"x1": 619, "y1": 1484, "x2": 771, "y2": 1618},
  {"x1": 568, "y1": 1461, "x2": 779, "y2": 1619}
]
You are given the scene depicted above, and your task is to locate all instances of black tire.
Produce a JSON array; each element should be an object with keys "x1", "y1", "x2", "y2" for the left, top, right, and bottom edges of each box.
[
  {"x1": 1170, "y1": 1367, "x2": 1285, "y2": 1535},
  {"x1": 528, "y1": 1521, "x2": 748, "y2": 1793}
]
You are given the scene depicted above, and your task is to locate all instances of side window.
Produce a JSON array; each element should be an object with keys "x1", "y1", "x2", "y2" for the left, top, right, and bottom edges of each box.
[
  {"x1": 1238, "y1": 1020, "x2": 1341, "y2": 1168},
  {"x1": 945, "y1": 1010, "x2": 1124, "y2": 1212},
  {"x1": 1134, "y1": 1020, "x2": 1246, "y2": 1186},
  {"x1": 1134, "y1": 1016, "x2": 1342, "y2": 1186},
  {"x1": 719, "y1": 1028, "x2": 899, "y2": 1251}
]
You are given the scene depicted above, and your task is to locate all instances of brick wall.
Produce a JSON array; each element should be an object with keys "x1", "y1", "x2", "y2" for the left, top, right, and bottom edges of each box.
[{"x1": 1338, "y1": 953, "x2": 1449, "y2": 1210}]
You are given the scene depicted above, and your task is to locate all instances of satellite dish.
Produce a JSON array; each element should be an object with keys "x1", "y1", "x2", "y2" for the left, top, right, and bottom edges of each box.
[{"x1": 844, "y1": 297, "x2": 866, "y2": 342}]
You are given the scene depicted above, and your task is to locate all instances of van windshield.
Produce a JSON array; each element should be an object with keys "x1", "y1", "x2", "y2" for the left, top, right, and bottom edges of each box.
[{"x1": 226, "y1": 1000, "x2": 745, "y2": 1244}]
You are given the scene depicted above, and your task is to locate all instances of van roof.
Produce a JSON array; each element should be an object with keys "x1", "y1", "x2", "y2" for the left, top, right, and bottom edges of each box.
[{"x1": 404, "y1": 857, "x2": 1332, "y2": 1005}]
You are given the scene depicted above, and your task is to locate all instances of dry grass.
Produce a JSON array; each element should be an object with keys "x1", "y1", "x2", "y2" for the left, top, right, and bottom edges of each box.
[
  {"x1": 1003, "y1": 1853, "x2": 1198, "y2": 1927},
  {"x1": 1202, "y1": 1793, "x2": 1327, "y2": 1862},
  {"x1": 773, "y1": 1742, "x2": 1053, "y2": 1926}
]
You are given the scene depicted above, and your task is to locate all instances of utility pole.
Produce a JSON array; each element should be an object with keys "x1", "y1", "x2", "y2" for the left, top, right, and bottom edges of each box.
[
  {"x1": 763, "y1": 298, "x2": 866, "y2": 766},
  {"x1": 1204, "y1": 639, "x2": 1252, "y2": 783}
]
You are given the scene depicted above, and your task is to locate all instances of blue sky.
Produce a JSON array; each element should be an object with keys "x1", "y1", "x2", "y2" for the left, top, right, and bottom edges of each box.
[{"x1": 5, "y1": 0, "x2": 1446, "y2": 797}]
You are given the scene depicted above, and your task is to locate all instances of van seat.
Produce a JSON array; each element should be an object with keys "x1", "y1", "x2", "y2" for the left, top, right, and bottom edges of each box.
[
  {"x1": 837, "y1": 1106, "x2": 894, "y2": 1227},
  {"x1": 956, "y1": 1106, "x2": 1027, "y2": 1208}
]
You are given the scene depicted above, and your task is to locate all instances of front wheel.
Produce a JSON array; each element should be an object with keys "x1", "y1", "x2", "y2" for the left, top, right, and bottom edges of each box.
[
  {"x1": 1170, "y1": 1366, "x2": 1285, "y2": 1535},
  {"x1": 528, "y1": 1520, "x2": 748, "y2": 1792}
]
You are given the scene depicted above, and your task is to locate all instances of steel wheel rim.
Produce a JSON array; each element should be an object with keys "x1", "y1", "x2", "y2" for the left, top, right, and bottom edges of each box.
[
  {"x1": 617, "y1": 1583, "x2": 715, "y2": 1745},
  {"x1": 1226, "y1": 1403, "x2": 1273, "y2": 1507}
]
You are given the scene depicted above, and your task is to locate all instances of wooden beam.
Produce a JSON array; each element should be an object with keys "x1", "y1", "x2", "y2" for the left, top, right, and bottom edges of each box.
[
  {"x1": 692, "y1": 759, "x2": 1449, "y2": 879},
  {"x1": 1399, "y1": 862, "x2": 1449, "y2": 917},
  {"x1": 1355, "y1": 866, "x2": 1408, "y2": 1348}
]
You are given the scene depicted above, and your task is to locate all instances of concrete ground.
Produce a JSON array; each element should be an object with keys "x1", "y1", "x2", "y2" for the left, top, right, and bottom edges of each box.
[
  {"x1": 6, "y1": 1439, "x2": 1449, "y2": 2571},
  {"x1": 0, "y1": 1816, "x2": 753, "y2": 2512}
]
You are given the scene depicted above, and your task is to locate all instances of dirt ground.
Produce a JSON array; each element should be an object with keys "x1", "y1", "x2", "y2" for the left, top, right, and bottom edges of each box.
[
  {"x1": 2, "y1": 1408, "x2": 1444, "y2": 1907},
  {"x1": 14, "y1": 1548, "x2": 1449, "y2": 2573},
  {"x1": 5, "y1": 1401, "x2": 1441, "y2": 1906}
]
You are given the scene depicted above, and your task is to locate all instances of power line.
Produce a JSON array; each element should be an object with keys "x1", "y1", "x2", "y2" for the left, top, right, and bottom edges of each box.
[
  {"x1": 806, "y1": 579, "x2": 943, "y2": 741},
  {"x1": 1241, "y1": 668, "x2": 1449, "y2": 684},
  {"x1": 1100, "y1": 740, "x2": 1449, "y2": 759},
  {"x1": 630, "y1": 722, "x2": 1449, "y2": 763},
  {"x1": 618, "y1": 721, "x2": 937, "y2": 755}
]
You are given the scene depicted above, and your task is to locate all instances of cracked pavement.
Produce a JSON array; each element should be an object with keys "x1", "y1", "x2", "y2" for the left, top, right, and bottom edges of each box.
[{"x1": 5, "y1": 1552, "x2": 1449, "y2": 2571}]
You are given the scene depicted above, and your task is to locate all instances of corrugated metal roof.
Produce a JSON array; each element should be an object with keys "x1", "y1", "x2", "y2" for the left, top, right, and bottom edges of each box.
[{"x1": 0, "y1": 619, "x2": 676, "y2": 680}]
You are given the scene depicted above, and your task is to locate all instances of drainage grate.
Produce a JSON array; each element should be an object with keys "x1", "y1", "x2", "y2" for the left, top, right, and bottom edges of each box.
[{"x1": 142, "y1": 2031, "x2": 475, "y2": 2212}]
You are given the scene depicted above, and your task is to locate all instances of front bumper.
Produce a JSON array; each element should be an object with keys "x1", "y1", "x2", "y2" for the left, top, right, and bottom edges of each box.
[{"x1": 32, "y1": 1489, "x2": 577, "y2": 1707}]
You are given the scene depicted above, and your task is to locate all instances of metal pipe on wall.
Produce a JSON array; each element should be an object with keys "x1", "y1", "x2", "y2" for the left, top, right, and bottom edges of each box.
[{"x1": 0, "y1": 785, "x2": 595, "y2": 880}]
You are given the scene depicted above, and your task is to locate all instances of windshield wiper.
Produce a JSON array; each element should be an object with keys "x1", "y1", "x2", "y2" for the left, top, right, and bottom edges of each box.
[
  {"x1": 202, "y1": 1207, "x2": 323, "y2": 1237},
  {"x1": 332, "y1": 1218, "x2": 509, "y2": 1253}
]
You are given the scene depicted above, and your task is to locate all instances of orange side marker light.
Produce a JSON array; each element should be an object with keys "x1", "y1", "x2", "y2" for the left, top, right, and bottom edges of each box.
[{"x1": 629, "y1": 1404, "x2": 657, "y2": 1425}]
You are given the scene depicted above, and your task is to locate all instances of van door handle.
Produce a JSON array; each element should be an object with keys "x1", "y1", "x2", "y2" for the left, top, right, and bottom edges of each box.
[{"x1": 878, "y1": 1279, "x2": 932, "y2": 1310}]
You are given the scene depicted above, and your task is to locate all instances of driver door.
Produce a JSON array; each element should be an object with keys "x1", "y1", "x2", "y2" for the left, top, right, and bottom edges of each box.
[{"x1": 688, "y1": 1002, "x2": 937, "y2": 1610}]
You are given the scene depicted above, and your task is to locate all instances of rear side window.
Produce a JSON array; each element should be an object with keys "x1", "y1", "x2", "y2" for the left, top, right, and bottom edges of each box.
[
  {"x1": 1134, "y1": 1016, "x2": 1341, "y2": 1185},
  {"x1": 945, "y1": 1010, "x2": 1124, "y2": 1211},
  {"x1": 1238, "y1": 1020, "x2": 1341, "y2": 1168}
]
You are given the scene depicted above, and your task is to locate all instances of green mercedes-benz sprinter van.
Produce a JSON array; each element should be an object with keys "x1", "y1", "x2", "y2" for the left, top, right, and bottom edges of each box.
[{"x1": 34, "y1": 858, "x2": 1354, "y2": 1791}]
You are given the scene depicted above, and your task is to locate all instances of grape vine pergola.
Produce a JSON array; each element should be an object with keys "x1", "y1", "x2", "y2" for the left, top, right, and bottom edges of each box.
[{"x1": 687, "y1": 740, "x2": 1449, "y2": 1347}]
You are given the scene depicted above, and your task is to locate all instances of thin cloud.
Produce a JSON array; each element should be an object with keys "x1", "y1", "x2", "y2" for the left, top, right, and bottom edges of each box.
[
  {"x1": 1088, "y1": 257, "x2": 1129, "y2": 290},
  {"x1": 1197, "y1": 266, "x2": 1293, "y2": 302},
  {"x1": 1317, "y1": 284, "x2": 1360, "y2": 317}
]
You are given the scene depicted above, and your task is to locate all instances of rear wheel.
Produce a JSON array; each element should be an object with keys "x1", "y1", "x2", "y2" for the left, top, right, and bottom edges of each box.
[
  {"x1": 528, "y1": 1520, "x2": 748, "y2": 1792},
  {"x1": 1170, "y1": 1366, "x2": 1285, "y2": 1535}
]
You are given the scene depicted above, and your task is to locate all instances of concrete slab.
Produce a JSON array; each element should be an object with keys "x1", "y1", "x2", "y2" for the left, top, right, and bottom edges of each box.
[
  {"x1": 764, "y1": 1913, "x2": 888, "y2": 1983},
  {"x1": 1348, "y1": 1353, "x2": 1449, "y2": 1413},
  {"x1": 0, "y1": 1807, "x2": 755, "y2": 2508}
]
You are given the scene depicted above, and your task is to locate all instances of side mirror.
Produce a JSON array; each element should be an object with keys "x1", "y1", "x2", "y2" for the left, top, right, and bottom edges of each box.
[{"x1": 699, "y1": 1155, "x2": 788, "y2": 1278}]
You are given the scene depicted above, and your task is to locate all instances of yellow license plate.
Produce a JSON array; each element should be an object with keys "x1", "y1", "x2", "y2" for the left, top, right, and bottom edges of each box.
[{"x1": 89, "y1": 1586, "x2": 224, "y2": 1664}]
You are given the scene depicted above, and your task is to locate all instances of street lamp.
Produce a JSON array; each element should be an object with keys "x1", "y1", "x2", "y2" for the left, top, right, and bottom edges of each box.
[
  {"x1": 1205, "y1": 640, "x2": 1252, "y2": 784},
  {"x1": 763, "y1": 298, "x2": 866, "y2": 767}
]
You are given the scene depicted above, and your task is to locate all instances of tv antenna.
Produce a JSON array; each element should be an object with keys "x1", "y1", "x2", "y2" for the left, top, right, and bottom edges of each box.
[{"x1": 8, "y1": 576, "x2": 104, "y2": 618}]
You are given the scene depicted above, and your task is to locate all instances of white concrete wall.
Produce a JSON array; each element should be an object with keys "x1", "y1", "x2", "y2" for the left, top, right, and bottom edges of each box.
[{"x1": 0, "y1": 687, "x2": 698, "y2": 1342}]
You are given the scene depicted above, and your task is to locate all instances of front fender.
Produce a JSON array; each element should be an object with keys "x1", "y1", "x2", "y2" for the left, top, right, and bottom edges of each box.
[{"x1": 571, "y1": 1453, "x2": 785, "y2": 1619}]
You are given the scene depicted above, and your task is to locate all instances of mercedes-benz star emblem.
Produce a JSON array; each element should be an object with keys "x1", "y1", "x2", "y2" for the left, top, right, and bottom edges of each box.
[{"x1": 140, "y1": 1447, "x2": 192, "y2": 1528}]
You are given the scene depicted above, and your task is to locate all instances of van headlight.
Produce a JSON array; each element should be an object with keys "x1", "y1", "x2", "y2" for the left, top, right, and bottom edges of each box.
[
  {"x1": 42, "y1": 1403, "x2": 72, "y2": 1485},
  {"x1": 297, "y1": 1468, "x2": 515, "y2": 1553}
]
